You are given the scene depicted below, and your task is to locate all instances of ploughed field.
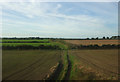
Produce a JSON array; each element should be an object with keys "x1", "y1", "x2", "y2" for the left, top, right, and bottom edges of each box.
[
  {"x1": 69, "y1": 49, "x2": 118, "y2": 80},
  {"x1": 64, "y1": 40, "x2": 119, "y2": 46},
  {"x1": 2, "y1": 50, "x2": 61, "y2": 80}
]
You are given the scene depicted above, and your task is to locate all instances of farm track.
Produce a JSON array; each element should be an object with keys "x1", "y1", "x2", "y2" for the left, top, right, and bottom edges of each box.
[
  {"x1": 3, "y1": 54, "x2": 48, "y2": 80},
  {"x1": 63, "y1": 51, "x2": 72, "y2": 80},
  {"x1": 46, "y1": 50, "x2": 72, "y2": 80}
]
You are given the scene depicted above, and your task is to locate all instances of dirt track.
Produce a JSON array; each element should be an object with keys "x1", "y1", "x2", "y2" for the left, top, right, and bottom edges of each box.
[{"x1": 63, "y1": 51, "x2": 72, "y2": 80}]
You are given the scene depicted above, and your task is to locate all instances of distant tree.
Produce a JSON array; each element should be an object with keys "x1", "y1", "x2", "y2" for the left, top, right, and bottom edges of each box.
[
  {"x1": 86, "y1": 38, "x2": 89, "y2": 40},
  {"x1": 36, "y1": 37, "x2": 39, "y2": 39},
  {"x1": 103, "y1": 37, "x2": 105, "y2": 39},
  {"x1": 96, "y1": 37, "x2": 98, "y2": 40},
  {"x1": 91, "y1": 38, "x2": 95, "y2": 40},
  {"x1": 106, "y1": 37, "x2": 109, "y2": 39}
]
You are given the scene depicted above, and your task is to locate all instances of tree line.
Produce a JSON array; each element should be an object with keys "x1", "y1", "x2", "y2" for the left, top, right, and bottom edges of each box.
[{"x1": 1, "y1": 36, "x2": 120, "y2": 40}]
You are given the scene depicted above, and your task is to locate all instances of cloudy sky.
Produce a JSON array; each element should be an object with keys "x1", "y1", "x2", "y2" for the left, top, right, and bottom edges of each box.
[{"x1": 0, "y1": 1, "x2": 118, "y2": 38}]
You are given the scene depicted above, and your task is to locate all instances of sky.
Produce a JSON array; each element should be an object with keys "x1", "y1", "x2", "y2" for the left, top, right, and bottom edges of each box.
[{"x1": 0, "y1": 1, "x2": 118, "y2": 38}]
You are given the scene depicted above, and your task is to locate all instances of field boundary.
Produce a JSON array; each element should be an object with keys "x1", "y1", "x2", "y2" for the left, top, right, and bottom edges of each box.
[{"x1": 63, "y1": 51, "x2": 72, "y2": 80}]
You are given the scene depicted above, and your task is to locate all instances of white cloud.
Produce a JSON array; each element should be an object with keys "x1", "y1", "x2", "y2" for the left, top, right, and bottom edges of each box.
[
  {"x1": 0, "y1": 2, "x2": 48, "y2": 18},
  {"x1": 56, "y1": 4, "x2": 62, "y2": 9},
  {"x1": 1, "y1": 2, "x2": 103, "y2": 22},
  {"x1": 1, "y1": 2, "x2": 118, "y2": 37}
]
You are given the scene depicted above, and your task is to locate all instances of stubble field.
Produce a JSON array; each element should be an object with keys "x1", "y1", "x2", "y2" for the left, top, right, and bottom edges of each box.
[{"x1": 64, "y1": 40, "x2": 119, "y2": 46}]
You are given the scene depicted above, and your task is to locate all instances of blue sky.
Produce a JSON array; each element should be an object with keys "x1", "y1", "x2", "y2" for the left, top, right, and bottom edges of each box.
[{"x1": 0, "y1": 2, "x2": 118, "y2": 38}]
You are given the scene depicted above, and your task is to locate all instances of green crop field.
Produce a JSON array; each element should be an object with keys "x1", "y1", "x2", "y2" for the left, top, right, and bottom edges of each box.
[
  {"x1": 2, "y1": 39, "x2": 67, "y2": 50},
  {"x1": 2, "y1": 43, "x2": 54, "y2": 47}
]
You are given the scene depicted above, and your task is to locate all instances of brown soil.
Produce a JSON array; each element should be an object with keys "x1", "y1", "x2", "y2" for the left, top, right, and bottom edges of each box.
[{"x1": 69, "y1": 49, "x2": 118, "y2": 80}]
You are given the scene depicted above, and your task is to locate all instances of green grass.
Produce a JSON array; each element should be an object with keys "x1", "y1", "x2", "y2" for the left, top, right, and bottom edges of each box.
[
  {"x1": 3, "y1": 50, "x2": 61, "y2": 80},
  {"x1": 57, "y1": 50, "x2": 68, "y2": 80},
  {"x1": 52, "y1": 42, "x2": 68, "y2": 50},
  {"x1": 69, "y1": 54, "x2": 75, "y2": 80},
  {"x1": 68, "y1": 54, "x2": 90, "y2": 80}
]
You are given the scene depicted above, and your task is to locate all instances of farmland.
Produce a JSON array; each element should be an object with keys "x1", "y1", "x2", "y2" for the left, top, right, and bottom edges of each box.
[
  {"x1": 2, "y1": 39, "x2": 49, "y2": 43},
  {"x1": 69, "y1": 49, "x2": 118, "y2": 80},
  {"x1": 2, "y1": 40, "x2": 67, "y2": 50},
  {"x1": 64, "y1": 40, "x2": 119, "y2": 46},
  {"x1": 2, "y1": 39, "x2": 69, "y2": 80},
  {"x1": 3, "y1": 50, "x2": 62, "y2": 80},
  {"x1": 2, "y1": 39, "x2": 119, "y2": 80}
]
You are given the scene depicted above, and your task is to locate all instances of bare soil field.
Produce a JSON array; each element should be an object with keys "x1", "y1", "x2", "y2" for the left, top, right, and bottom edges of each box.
[
  {"x1": 2, "y1": 50, "x2": 62, "y2": 80},
  {"x1": 69, "y1": 49, "x2": 118, "y2": 80},
  {"x1": 65, "y1": 40, "x2": 119, "y2": 46}
]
